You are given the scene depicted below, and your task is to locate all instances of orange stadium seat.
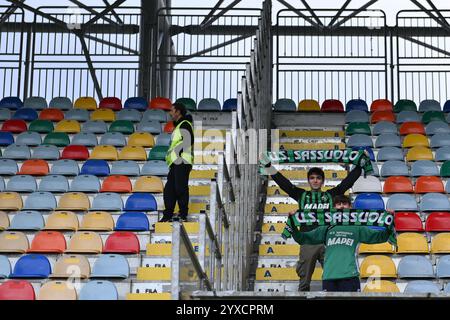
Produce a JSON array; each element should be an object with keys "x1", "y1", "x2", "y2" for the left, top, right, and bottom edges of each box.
[
  {"x1": 383, "y1": 176, "x2": 414, "y2": 193},
  {"x1": 164, "y1": 121, "x2": 175, "y2": 133},
  {"x1": 415, "y1": 176, "x2": 445, "y2": 193},
  {"x1": 18, "y1": 160, "x2": 49, "y2": 175},
  {"x1": 150, "y1": 97, "x2": 171, "y2": 111},
  {"x1": 39, "y1": 108, "x2": 64, "y2": 122},
  {"x1": 399, "y1": 122, "x2": 426, "y2": 135},
  {"x1": 370, "y1": 99, "x2": 393, "y2": 112},
  {"x1": 371, "y1": 110, "x2": 395, "y2": 124},
  {"x1": 28, "y1": 231, "x2": 66, "y2": 253},
  {"x1": 103, "y1": 231, "x2": 140, "y2": 254},
  {"x1": 100, "y1": 176, "x2": 132, "y2": 193}
]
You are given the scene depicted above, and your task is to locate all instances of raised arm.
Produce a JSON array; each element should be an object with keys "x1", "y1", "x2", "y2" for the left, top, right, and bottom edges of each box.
[
  {"x1": 359, "y1": 226, "x2": 393, "y2": 244},
  {"x1": 330, "y1": 165, "x2": 362, "y2": 195}
]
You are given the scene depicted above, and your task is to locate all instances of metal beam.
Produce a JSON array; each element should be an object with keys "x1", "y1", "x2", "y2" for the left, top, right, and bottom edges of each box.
[
  {"x1": 82, "y1": 0, "x2": 126, "y2": 29},
  {"x1": 200, "y1": 0, "x2": 242, "y2": 30},
  {"x1": 410, "y1": 0, "x2": 450, "y2": 32},
  {"x1": 330, "y1": 0, "x2": 378, "y2": 30},
  {"x1": 7, "y1": 0, "x2": 71, "y2": 29},
  {"x1": 84, "y1": 34, "x2": 138, "y2": 54},
  {"x1": 327, "y1": 0, "x2": 352, "y2": 28},
  {"x1": 300, "y1": 0, "x2": 324, "y2": 27},
  {"x1": 0, "y1": 21, "x2": 138, "y2": 33},
  {"x1": 199, "y1": 0, "x2": 225, "y2": 27},
  {"x1": 277, "y1": 0, "x2": 324, "y2": 29},
  {"x1": 103, "y1": 0, "x2": 123, "y2": 25},
  {"x1": 68, "y1": 0, "x2": 120, "y2": 27},
  {"x1": 0, "y1": 0, "x2": 23, "y2": 24},
  {"x1": 400, "y1": 35, "x2": 450, "y2": 57}
]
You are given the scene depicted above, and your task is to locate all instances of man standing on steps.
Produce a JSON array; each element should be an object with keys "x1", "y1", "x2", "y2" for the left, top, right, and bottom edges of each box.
[
  {"x1": 160, "y1": 103, "x2": 194, "y2": 223},
  {"x1": 259, "y1": 153, "x2": 364, "y2": 291}
]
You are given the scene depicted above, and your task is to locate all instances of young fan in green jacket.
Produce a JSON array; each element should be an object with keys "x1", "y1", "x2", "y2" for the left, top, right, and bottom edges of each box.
[{"x1": 288, "y1": 195, "x2": 395, "y2": 292}]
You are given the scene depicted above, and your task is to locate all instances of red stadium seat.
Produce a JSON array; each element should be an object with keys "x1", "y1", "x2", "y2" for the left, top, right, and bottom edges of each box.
[
  {"x1": 28, "y1": 231, "x2": 66, "y2": 253},
  {"x1": 414, "y1": 176, "x2": 445, "y2": 193},
  {"x1": 100, "y1": 175, "x2": 132, "y2": 193},
  {"x1": 1, "y1": 120, "x2": 27, "y2": 133},
  {"x1": 371, "y1": 99, "x2": 393, "y2": 112},
  {"x1": 18, "y1": 160, "x2": 49, "y2": 176},
  {"x1": 61, "y1": 145, "x2": 90, "y2": 160},
  {"x1": 425, "y1": 212, "x2": 450, "y2": 232},
  {"x1": 103, "y1": 231, "x2": 140, "y2": 254},
  {"x1": 370, "y1": 110, "x2": 395, "y2": 124},
  {"x1": 0, "y1": 280, "x2": 35, "y2": 300},
  {"x1": 150, "y1": 97, "x2": 171, "y2": 111},
  {"x1": 399, "y1": 122, "x2": 426, "y2": 136},
  {"x1": 39, "y1": 108, "x2": 64, "y2": 122},
  {"x1": 99, "y1": 97, "x2": 122, "y2": 111},
  {"x1": 395, "y1": 212, "x2": 424, "y2": 232},
  {"x1": 321, "y1": 99, "x2": 344, "y2": 113},
  {"x1": 383, "y1": 176, "x2": 414, "y2": 193},
  {"x1": 164, "y1": 121, "x2": 174, "y2": 133}
]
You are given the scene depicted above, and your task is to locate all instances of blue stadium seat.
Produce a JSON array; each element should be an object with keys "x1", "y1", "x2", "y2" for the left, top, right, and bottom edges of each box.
[
  {"x1": 346, "y1": 99, "x2": 368, "y2": 112},
  {"x1": 430, "y1": 133, "x2": 450, "y2": 148},
  {"x1": 372, "y1": 121, "x2": 398, "y2": 135},
  {"x1": 386, "y1": 194, "x2": 418, "y2": 211},
  {"x1": 0, "y1": 256, "x2": 11, "y2": 278},
  {"x1": 380, "y1": 161, "x2": 409, "y2": 177},
  {"x1": 198, "y1": 98, "x2": 221, "y2": 111},
  {"x1": 141, "y1": 160, "x2": 169, "y2": 176},
  {"x1": 82, "y1": 120, "x2": 108, "y2": 134},
  {"x1": 115, "y1": 212, "x2": 149, "y2": 231},
  {"x1": 124, "y1": 97, "x2": 147, "y2": 111},
  {"x1": 376, "y1": 147, "x2": 404, "y2": 162},
  {"x1": 347, "y1": 134, "x2": 373, "y2": 148},
  {"x1": 12, "y1": 108, "x2": 38, "y2": 122},
  {"x1": 420, "y1": 193, "x2": 450, "y2": 211},
  {"x1": 49, "y1": 97, "x2": 72, "y2": 110},
  {"x1": 7, "y1": 175, "x2": 37, "y2": 192},
  {"x1": 10, "y1": 254, "x2": 51, "y2": 278},
  {"x1": 79, "y1": 280, "x2": 118, "y2": 300},
  {"x1": 398, "y1": 255, "x2": 435, "y2": 279},
  {"x1": 274, "y1": 99, "x2": 296, "y2": 112},
  {"x1": 24, "y1": 97, "x2": 47, "y2": 110},
  {"x1": 345, "y1": 110, "x2": 369, "y2": 123},
  {"x1": 65, "y1": 109, "x2": 89, "y2": 122},
  {"x1": 353, "y1": 193, "x2": 385, "y2": 210},
  {"x1": 155, "y1": 133, "x2": 171, "y2": 146},
  {"x1": 23, "y1": 192, "x2": 57, "y2": 210},
  {"x1": 32, "y1": 145, "x2": 60, "y2": 160},
  {"x1": 0, "y1": 108, "x2": 10, "y2": 121},
  {"x1": 116, "y1": 109, "x2": 142, "y2": 122},
  {"x1": 70, "y1": 175, "x2": 101, "y2": 192},
  {"x1": 136, "y1": 120, "x2": 162, "y2": 135},
  {"x1": 72, "y1": 132, "x2": 98, "y2": 146},
  {"x1": 100, "y1": 132, "x2": 126, "y2": 147},
  {"x1": 0, "y1": 132, "x2": 14, "y2": 146},
  {"x1": 90, "y1": 254, "x2": 129, "y2": 278},
  {"x1": 80, "y1": 159, "x2": 110, "y2": 176},
  {"x1": 404, "y1": 281, "x2": 440, "y2": 294},
  {"x1": 143, "y1": 109, "x2": 168, "y2": 122},
  {"x1": 39, "y1": 175, "x2": 69, "y2": 193},
  {"x1": 0, "y1": 177, "x2": 4, "y2": 191},
  {"x1": 375, "y1": 133, "x2": 401, "y2": 148},
  {"x1": 419, "y1": 99, "x2": 441, "y2": 112},
  {"x1": 9, "y1": 211, "x2": 44, "y2": 230},
  {"x1": 436, "y1": 255, "x2": 450, "y2": 279},
  {"x1": 50, "y1": 160, "x2": 79, "y2": 176},
  {"x1": 396, "y1": 111, "x2": 420, "y2": 124},
  {"x1": 434, "y1": 146, "x2": 450, "y2": 161},
  {"x1": 15, "y1": 132, "x2": 41, "y2": 146},
  {"x1": 0, "y1": 159, "x2": 18, "y2": 175},
  {"x1": 426, "y1": 121, "x2": 450, "y2": 135},
  {"x1": 125, "y1": 193, "x2": 157, "y2": 211},
  {"x1": 223, "y1": 98, "x2": 237, "y2": 111},
  {"x1": 411, "y1": 160, "x2": 439, "y2": 177},
  {"x1": 110, "y1": 160, "x2": 140, "y2": 176},
  {"x1": 3, "y1": 144, "x2": 31, "y2": 160},
  {"x1": 91, "y1": 193, "x2": 123, "y2": 211},
  {"x1": 444, "y1": 100, "x2": 450, "y2": 113},
  {"x1": 0, "y1": 97, "x2": 23, "y2": 110}
]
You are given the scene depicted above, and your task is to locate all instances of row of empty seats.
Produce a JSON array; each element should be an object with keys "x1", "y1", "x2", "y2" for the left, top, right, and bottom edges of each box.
[
  {"x1": 346, "y1": 120, "x2": 449, "y2": 136},
  {"x1": 353, "y1": 175, "x2": 450, "y2": 193},
  {"x1": 347, "y1": 133, "x2": 450, "y2": 149},
  {"x1": 345, "y1": 110, "x2": 450, "y2": 124}
]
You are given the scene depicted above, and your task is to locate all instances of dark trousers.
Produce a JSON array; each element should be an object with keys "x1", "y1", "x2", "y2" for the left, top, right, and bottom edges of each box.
[
  {"x1": 163, "y1": 163, "x2": 192, "y2": 217},
  {"x1": 296, "y1": 244, "x2": 325, "y2": 291},
  {"x1": 322, "y1": 277, "x2": 361, "y2": 292}
]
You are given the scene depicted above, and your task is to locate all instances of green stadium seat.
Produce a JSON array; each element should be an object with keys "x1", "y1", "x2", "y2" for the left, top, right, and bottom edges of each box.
[
  {"x1": 108, "y1": 120, "x2": 135, "y2": 134},
  {"x1": 175, "y1": 98, "x2": 196, "y2": 111},
  {"x1": 394, "y1": 99, "x2": 417, "y2": 112},
  {"x1": 43, "y1": 132, "x2": 70, "y2": 147},
  {"x1": 422, "y1": 111, "x2": 445, "y2": 124},
  {"x1": 148, "y1": 146, "x2": 169, "y2": 161},
  {"x1": 345, "y1": 122, "x2": 371, "y2": 135}
]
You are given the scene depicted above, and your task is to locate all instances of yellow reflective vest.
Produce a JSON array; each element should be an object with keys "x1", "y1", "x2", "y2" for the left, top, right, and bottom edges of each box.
[{"x1": 165, "y1": 119, "x2": 194, "y2": 166}]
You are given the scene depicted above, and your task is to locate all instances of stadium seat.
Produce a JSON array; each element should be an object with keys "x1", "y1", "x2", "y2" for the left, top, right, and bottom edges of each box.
[
  {"x1": 164, "y1": 121, "x2": 174, "y2": 133},
  {"x1": 148, "y1": 145, "x2": 168, "y2": 161},
  {"x1": 43, "y1": 132, "x2": 70, "y2": 146},
  {"x1": 28, "y1": 231, "x2": 66, "y2": 253},
  {"x1": 402, "y1": 134, "x2": 429, "y2": 148},
  {"x1": 100, "y1": 132, "x2": 126, "y2": 147},
  {"x1": 362, "y1": 280, "x2": 400, "y2": 293},
  {"x1": 198, "y1": 98, "x2": 221, "y2": 111},
  {"x1": 44, "y1": 211, "x2": 79, "y2": 231},
  {"x1": 91, "y1": 108, "x2": 115, "y2": 122},
  {"x1": 124, "y1": 97, "x2": 147, "y2": 111},
  {"x1": 394, "y1": 212, "x2": 424, "y2": 232},
  {"x1": 100, "y1": 176, "x2": 132, "y2": 193},
  {"x1": 426, "y1": 121, "x2": 450, "y2": 136},
  {"x1": 0, "y1": 177, "x2": 4, "y2": 191},
  {"x1": 49, "y1": 97, "x2": 72, "y2": 110},
  {"x1": 115, "y1": 212, "x2": 149, "y2": 231},
  {"x1": 119, "y1": 146, "x2": 147, "y2": 161},
  {"x1": 360, "y1": 255, "x2": 397, "y2": 278},
  {"x1": 50, "y1": 159, "x2": 79, "y2": 176},
  {"x1": 109, "y1": 120, "x2": 134, "y2": 134},
  {"x1": 0, "y1": 131, "x2": 14, "y2": 146},
  {"x1": 90, "y1": 254, "x2": 129, "y2": 278},
  {"x1": 70, "y1": 175, "x2": 100, "y2": 193},
  {"x1": 386, "y1": 194, "x2": 418, "y2": 211},
  {"x1": 444, "y1": 100, "x2": 450, "y2": 112},
  {"x1": 66, "y1": 231, "x2": 103, "y2": 253},
  {"x1": 398, "y1": 255, "x2": 434, "y2": 278},
  {"x1": 50, "y1": 254, "x2": 90, "y2": 279},
  {"x1": 99, "y1": 97, "x2": 122, "y2": 111},
  {"x1": 79, "y1": 281, "x2": 118, "y2": 300},
  {"x1": 321, "y1": 99, "x2": 344, "y2": 112},
  {"x1": 28, "y1": 119, "x2": 53, "y2": 133},
  {"x1": 82, "y1": 120, "x2": 108, "y2": 134},
  {"x1": 426, "y1": 212, "x2": 450, "y2": 231},
  {"x1": 430, "y1": 133, "x2": 450, "y2": 148},
  {"x1": 396, "y1": 111, "x2": 420, "y2": 124},
  {"x1": 375, "y1": 133, "x2": 401, "y2": 148},
  {"x1": 411, "y1": 160, "x2": 439, "y2": 177},
  {"x1": 358, "y1": 242, "x2": 394, "y2": 254},
  {"x1": 0, "y1": 97, "x2": 23, "y2": 110},
  {"x1": 128, "y1": 132, "x2": 155, "y2": 147},
  {"x1": 435, "y1": 146, "x2": 450, "y2": 161},
  {"x1": 347, "y1": 134, "x2": 373, "y2": 147},
  {"x1": 176, "y1": 98, "x2": 196, "y2": 111},
  {"x1": 419, "y1": 99, "x2": 441, "y2": 112},
  {"x1": 90, "y1": 145, "x2": 118, "y2": 161},
  {"x1": 371, "y1": 111, "x2": 395, "y2": 123},
  {"x1": 155, "y1": 132, "x2": 172, "y2": 146},
  {"x1": 394, "y1": 99, "x2": 417, "y2": 112},
  {"x1": 80, "y1": 159, "x2": 110, "y2": 176},
  {"x1": 415, "y1": 176, "x2": 444, "y2": 193},
  {"x1": 10, "y1": 254, "x2": 51, "y2": 278},
  {"x1": 38, "y1": 281, "x2": 77, "y2": 300},
  {"x1": 0, "y1": 159, "x2": 16, "y2": 175},
  {"x1": 298, "y1": 99, "x2": 320, "y2": 112},
  {"x1": 431, "y1": 233, "x2": 450, "y2": 254},
  {"x1": 346, "y1": 99, "x2": 368, "y2": 112},
  {"x1": 223, "y1": 98, "x2": 237, "y2": 111},
  {"x1": 399, "y1": 121, "x2": 426, "y2": 135},
  {"x1": 141, "y1": 160, "x2": 169, "y2": 176},
  {"x1": 91, "y1": 193, "x2": 123, "y2": 211},
  {"x1": 1, "y1": 119, "x2": 27, "y2": 133},
  {"x1": 396, "y1": 233, "x2": 429, "y2": 253},
  {"x1": 12, "y1": 108, "x2": 38, "y2": 122},
  {"x1": 61, "y1": 145, "x2": 89, "y2": 160},
  {"x1": 39, "y1": 108, "x2": 64, "y2": 121},
  {"x1": 72, "y1": 132, "x2": 98, "y2": 146},
  {"x1": 32, "y1": 145, "x2": 60, "y2": 160},
  {"x1": 23, "y1": 192, "x2": 56, "y2": 210},
  {"x1": 0, "y1": 211, "x2": 9, "y2": 230},
  {"x1": 117, "y1": 109, "x2": 142, "y2": 123},
  {"x1": 58, "y1": 192, "x2": 90, "y2": 211},
  {"x1": 150, "y1": 97, "x2": 171, "y2": 111},
  {"x1": 16, "y1": 131, "x2": 42, "y2": 146},
  {"x1": 0, "y1": 256, "x2": 10, "y2": 278},
  {"x1": 136, "y1": 120, "x2": 162, "y2": 134},
  {"x1": 55, "y1": 119, "x2": 81, "y2": 133},
  {"x1": 125, "y1": 193, "x2": 157, "y2": 211},
  {"x1": 64, "y1": 109, "x2": 89, "y2": 122},
  {"x1": 20, "y1": 160, "x2": 50, "y2": 177},
  {"x1": 353, "y1": 193, "x2": 384, "y2": 210},
  {"x1": 372, "y1": 121, "x2": 398, "y2": 135},
  {"x1": 9, "y1": 211, "x2": 44, "y2": 230},
  {"x1": 0, "y1": 280, "x2": 35, "y2": 300},
  {"x1": 371, "y1": 99, "x2": 393, "y2": 112},
  {"x1": 420, "y1": 193, "x2": 450, "y2": 211},
  {"x1": 0, "y1": 231, "x2": 28, "y2": 253},
  {"x1": 422, "y1": 111, "x2": 445, "y2": 124},
  {"x1": 346, "y1": 122, "x2": 371, "y2": 136},
  {"x1": 274, "y1": 99, "x2": 296, "y2": 111},
  {"x1": 436, "y1": 255, "x2": 450, "y2": 278},
  {"x1": 80, "y1": 211, "x2": 114, "y2": 231},
  {"x1": 142, "y1": 109, "x2": 168, "y2": 122},
  {"x1": 406, "y1": 146, "x2": 433, "y2": 161},
  {"x1": 74, "y1": 97, "x2": 97, "y2": 110},
  {"x1": 0, "y1": 109, "x2": 10, "y2": 120},
  {"x1": 383, "y1": 176, "x2": 414, "y2": 193},
  {"x1": 104, "y1": 232, "x2": 140, "y2": 254},
  {"x1": 133, "y1": 176, "x2": 164, "y2": 193},
  {"x1": 0, "y1": 192, "x2": 23, "y2": 210},
  {"x1": 377, "y1": 147, "x2": 404, "y2": 162},
  {"x1": 7, "y1": 175, "x2": 37, "y2": 192},
  {"x1": 110, "y1": 160, "x2": 140, "y2": 176},
  {"x1": 24, "y1": 96, "x2": 47, "y2": 110}
]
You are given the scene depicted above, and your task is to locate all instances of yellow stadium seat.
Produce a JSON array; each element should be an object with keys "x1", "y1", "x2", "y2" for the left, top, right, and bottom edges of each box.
[
  {"x1": 54, "y1": 120, "x2": 81, "y2": 133},
  {"x1": 90, "y1": 145, "x2": 118, "y2": 160},
  {"x1": 0, "y1": 211, "x2": 9, "y2": 230},
  {"x1": 0, "y1": 231, "x2": 29, "y2": 253},
  {"x1": 58, "y1": 192, "x2": 90, "y2": 211},
  {"x1": 50, "y1": 255, "x2": 90, "y2": 279},
  {"x1": 397, "y1": 232, "x2": 429, "y2": 253},
  {"x1": 278, "y1": 130, "x2": 345, "y2": 138},
  {"x1": 128, "y1": 132, "x2": 155, "y2": 147},
  {"x1": 189, "y1": 185, "x2": 211, "y2": 196},
  {"x1": 406, "y1": 146, "x2": 433, "y2": 161},
  {"x1": 174, "y1": 202, "x2": 208, "y2": 213},
  {"x1": 118, "y1": 146, "x2": 147, "y2": 161},
  {"x1": 402, "y1": 134, "x2": 429, "y2": 148},
  {"x1": 79, "y1": 211, "x2": 114, "y2": 231},
  {"x1": 360, "y1": 255, "x2": 397, "y2": 278},
  {"x1": 0, "y1": 192, "x2": 22, "y2": 211},
  {"x1": 65, "y1": 231, "x2": 103, "y2": 254},
  {"x1": 431, "y1": 233, "x2": 450, "y2": 254},
  {"x1": 362, "y1": 280, "x2": 400, "y2": 293},
  {"x1": 38, "y1": 281, "x2": 77, "y2": 300},
  {"x1": 264, "y1": 203, "x2": 298, "y2": 214},
  {"x1": 298, "y1": 99, "x2": 320, "y2": 112},
  {"x1": 259, "y1": 244, "x2": 299, "y2": 256},
  {"x1": 44, "y1": 211, "x2": 79, "y2": 231},
  {"x1": 133, "y1": 176, "x2": 164, "y2": 193},
  {"x1": 189, "y1": 170, "x2": 216, "y2": 179},
  {"x1": 358, "y1": 242, "x2": 395, "y2": 254},
  {"x1": 74, "y1": 97, "x2": 97, "y2": 110},
  {"x1": 126, "y1": 293, "x2": 171, "y2": 300},
  {"x1": 255, "y1": 267, "x2": 322, "y2": 281},
  {"x1": 154, "y1": 222, "x2": 199, "y2": 234},
  {"x1": 91, "y1": 108, "x2": 115, "y2": 122},
  {"x1": 137, "y1": 267, "x2": 171, "y2": 281},
  {"x1": 262, "y1": 223, "x2": 285, "y2": 234}
]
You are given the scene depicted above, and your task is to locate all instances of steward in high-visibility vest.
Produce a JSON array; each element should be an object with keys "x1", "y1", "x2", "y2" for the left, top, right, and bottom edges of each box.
[{"x1": 165, "y1": 119, "x2": 194, "y2": 166}]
